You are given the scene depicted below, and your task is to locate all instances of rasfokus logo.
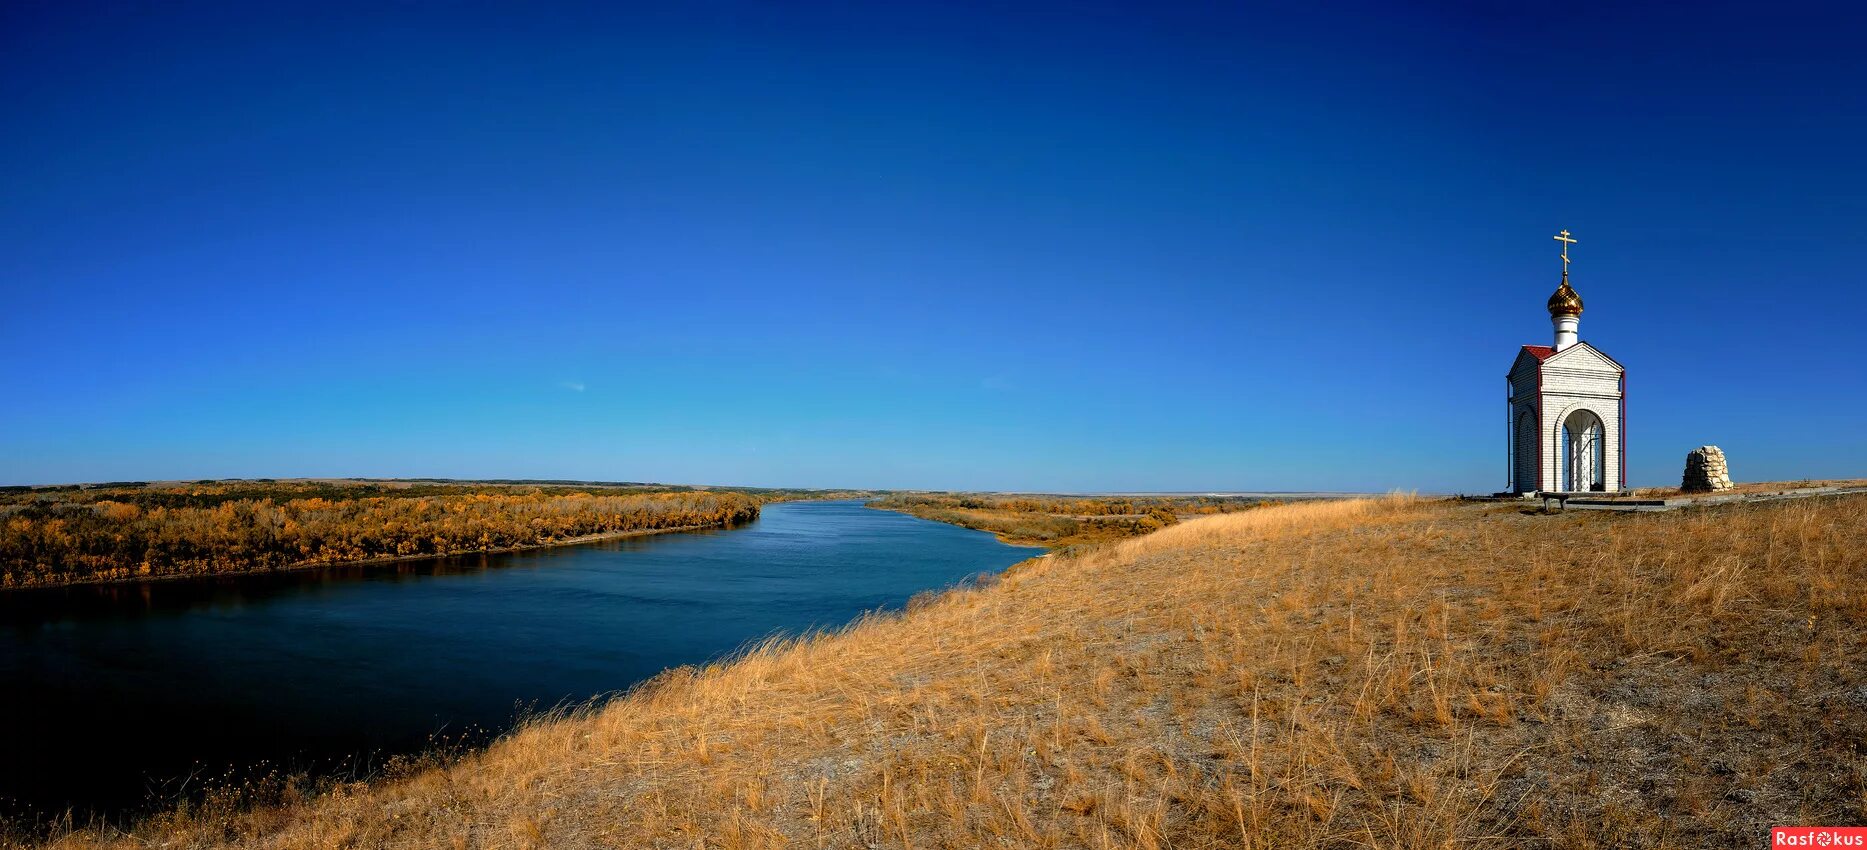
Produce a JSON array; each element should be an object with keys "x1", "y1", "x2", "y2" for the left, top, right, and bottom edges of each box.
[{"x1": 1774, "y1": 827, "x2": 1867, "y2": 847}]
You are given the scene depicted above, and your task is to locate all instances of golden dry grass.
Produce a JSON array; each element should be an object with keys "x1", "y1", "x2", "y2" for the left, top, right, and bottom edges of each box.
[
  {"x1": 1627, "y1": 478, "x2": 1867, "y2": 500},
  {"x1": 31, "y1": 492, "x2": 1867, "y2": 849}
]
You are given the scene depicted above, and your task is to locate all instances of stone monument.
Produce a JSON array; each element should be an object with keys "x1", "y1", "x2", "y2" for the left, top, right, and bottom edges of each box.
[{"x1": 1681, "y1": 446, "x2": 1734, "y2": 493}]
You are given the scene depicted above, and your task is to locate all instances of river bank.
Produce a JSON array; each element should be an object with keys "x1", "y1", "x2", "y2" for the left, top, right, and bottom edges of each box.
[
  {"x1": 0, "y1": 483, "x2": 765, "y2": 589},
  {"x1": 866, "y1": 492, "x2": 1285, "y2": 548},
  {"x1": 0, "y1": 520, "x2": 734, "y2": 592}
]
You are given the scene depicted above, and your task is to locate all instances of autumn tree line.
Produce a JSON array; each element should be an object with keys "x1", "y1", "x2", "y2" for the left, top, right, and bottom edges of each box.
[{"x1": 0, "y1": 481, "x2": 767, "y2": 588}]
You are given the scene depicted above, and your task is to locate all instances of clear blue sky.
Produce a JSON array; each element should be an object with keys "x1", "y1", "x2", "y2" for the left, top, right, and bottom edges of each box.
[{"x1": 3, "y1": 2, "x2": 1862, "y2": 492}]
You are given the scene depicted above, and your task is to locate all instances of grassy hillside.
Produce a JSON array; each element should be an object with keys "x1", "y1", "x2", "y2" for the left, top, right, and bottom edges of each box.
[{"x1": 28, "y1": 492, "x2": 1867, "y2": 849}]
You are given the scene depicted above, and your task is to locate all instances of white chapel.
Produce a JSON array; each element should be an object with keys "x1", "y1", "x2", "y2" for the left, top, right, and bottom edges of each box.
[{"x1": 1507, "y1": 231, "x2": 1626, "y2": 494}]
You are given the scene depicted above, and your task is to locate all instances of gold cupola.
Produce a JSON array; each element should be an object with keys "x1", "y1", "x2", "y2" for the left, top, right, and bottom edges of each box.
[{"x1": 1547, "y1": 271, "x2": 1584, "y2": 317}]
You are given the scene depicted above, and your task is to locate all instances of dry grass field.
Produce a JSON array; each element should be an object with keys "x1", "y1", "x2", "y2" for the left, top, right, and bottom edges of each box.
[
  {"x1": 30, "y1": 491, "x2": 1867, "y2": 849},
  {"x1": 1627, "y1": 479, "x2": 1867, "y2": 500}
]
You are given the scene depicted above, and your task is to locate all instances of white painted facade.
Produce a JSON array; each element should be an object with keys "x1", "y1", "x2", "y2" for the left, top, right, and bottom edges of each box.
[{"x1": 1507, "y1": 295, "x2": 1625, "y2": 494}]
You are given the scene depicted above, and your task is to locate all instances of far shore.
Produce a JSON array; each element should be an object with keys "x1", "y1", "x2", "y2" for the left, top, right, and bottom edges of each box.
[{"x1": 2, "y1": 520, "x2": 740, "y2": 593}]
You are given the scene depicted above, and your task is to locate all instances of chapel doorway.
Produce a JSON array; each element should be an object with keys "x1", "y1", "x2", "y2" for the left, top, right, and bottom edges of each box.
[{"x1": 1561, "y1": 409, "x2": 1605, "y2": 492}]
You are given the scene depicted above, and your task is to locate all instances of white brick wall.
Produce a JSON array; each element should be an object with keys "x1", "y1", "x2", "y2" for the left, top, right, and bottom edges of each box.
[
  {"x1": 1542, "y1": 395, "x2": 1621, "y2": 491},
  {"x1": 1513, "y1": 405, "x2": 1539, "y2": 492}
]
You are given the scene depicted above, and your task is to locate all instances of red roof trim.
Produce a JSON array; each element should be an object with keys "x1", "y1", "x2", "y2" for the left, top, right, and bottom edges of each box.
[{"x1": 1521, "y1": 344, "x2": 1555, "y2": 362}]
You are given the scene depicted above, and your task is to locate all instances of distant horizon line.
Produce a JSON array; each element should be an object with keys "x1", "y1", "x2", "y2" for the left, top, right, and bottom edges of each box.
[{"x1": 0, "y1": 475, "x2": 1424, "y2": 498}]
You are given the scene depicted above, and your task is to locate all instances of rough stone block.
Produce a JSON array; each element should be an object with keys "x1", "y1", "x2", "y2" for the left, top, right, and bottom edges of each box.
[{"x1": 1681, "y1": 446, "x2": 1735, "y2": 493}]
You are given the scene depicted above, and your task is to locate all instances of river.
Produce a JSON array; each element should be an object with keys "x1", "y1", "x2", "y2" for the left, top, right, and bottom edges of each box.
[{"x1": 0, "y1": 500, "x2": 1041, "y2": 821}]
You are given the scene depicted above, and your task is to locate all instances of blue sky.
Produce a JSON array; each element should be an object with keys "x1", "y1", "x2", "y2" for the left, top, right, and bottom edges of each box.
[{"x1": 3, "y1": 2, "x2": 1862, "y2": 492}]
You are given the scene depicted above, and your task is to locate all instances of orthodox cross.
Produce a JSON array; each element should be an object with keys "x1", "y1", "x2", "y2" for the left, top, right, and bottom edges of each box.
[{"x1": 1553, "y1": 229, "x2": 1577, "y2": 277}]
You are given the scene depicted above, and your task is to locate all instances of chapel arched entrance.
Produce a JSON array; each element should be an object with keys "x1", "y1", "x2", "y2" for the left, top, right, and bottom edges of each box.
[{"x1": 1560, "y1": 409, "x2": 1606, "y2": 492}]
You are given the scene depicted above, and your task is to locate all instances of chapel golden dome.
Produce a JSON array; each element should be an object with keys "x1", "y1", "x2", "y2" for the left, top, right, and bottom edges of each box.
[{"x1": 1547, "y1": 272, "x2": 1584, "y2": 317}]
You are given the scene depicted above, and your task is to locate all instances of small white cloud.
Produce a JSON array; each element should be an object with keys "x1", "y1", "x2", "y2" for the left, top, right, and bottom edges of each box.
[{"x1": 559, "y1": 380, "x2": 586, "y2": 393}]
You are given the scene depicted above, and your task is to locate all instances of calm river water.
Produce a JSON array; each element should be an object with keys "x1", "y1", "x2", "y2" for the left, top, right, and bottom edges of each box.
[{"x1": 0, "y1": 500, "x2": 1040, "y2": 820}]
